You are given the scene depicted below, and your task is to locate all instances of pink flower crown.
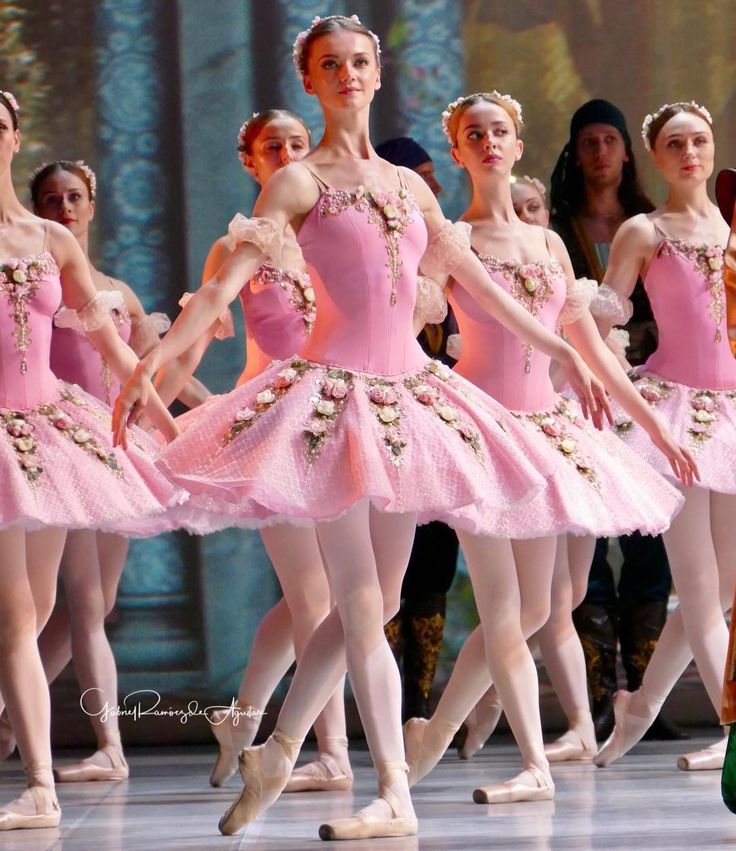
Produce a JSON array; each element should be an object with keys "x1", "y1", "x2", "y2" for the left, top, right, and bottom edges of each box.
[
  {"x1": 292, "y1": 14, "x2": 381, "y2": 79},
  {"x1": 236, "y1": 113, "x2": 259, "y2": 167},
  {"x1": 28, "y1": 160, "x2": 97, "y2": 200},
  {"x1": 441, "y1": 92, "x2": 523, "y2": 144},
  {"x1": 641, "y1": 101, "x2": 713, "y2": 151},
  {"x1": 1, "y1": 90, "x2": 19, "y2": 112}
]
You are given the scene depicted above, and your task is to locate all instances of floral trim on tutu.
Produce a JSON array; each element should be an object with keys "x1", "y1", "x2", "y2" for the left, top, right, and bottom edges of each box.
[{"x1": 613, "y1": 370, "x2": 736, "y2": 494}]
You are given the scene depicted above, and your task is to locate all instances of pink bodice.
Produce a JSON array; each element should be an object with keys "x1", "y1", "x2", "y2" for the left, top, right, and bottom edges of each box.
[
  {"x1": 450, "y1": 255, "x2": 566, "y2": 411},
  {"x1": 239, "y1": 263, "x2": 314, "y2": 380},
  {"x1": 0, "y1": 252, "x2": 62, "y2": 409},
  {"x1": 297, "y1": 186, "x2": 428, "y2": 375},
  {"x1": 51, "y1": 300, "x2": 132, "y2": 404},
  {"x1": 641, "y1": 239, "x2": 736, "y2": 389}
]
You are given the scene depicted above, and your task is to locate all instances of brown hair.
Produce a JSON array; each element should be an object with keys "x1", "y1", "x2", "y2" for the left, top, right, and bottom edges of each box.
[
  {"x1": 0, "y1": 92, "x2": 18, "y2": 130},
  {"x1": 237, "y1": 109, "x2": 310, "y2": 160},
  {"x1": 297, "y1": 16, "x2": 380, "y2": 78},
  {"x1": 447, "y1": 93, "x2": 522, "y2": 147},
  {"x1": 29, "y1": 161, "x2": 95, "y2": 206},
  {"x1": 646, "y1": 103, "x2": 713, "y2": 150}
]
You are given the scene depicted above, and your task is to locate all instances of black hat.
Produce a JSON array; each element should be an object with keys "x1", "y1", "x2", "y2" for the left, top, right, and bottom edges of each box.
[
  {"x1": 716, "y1": 169, "x2": 736, "y2": 225},
  {"x1": 376, "y1": 137, "x2": 432, "y2": 170},
  {"x1": 569, "y1": 99, "x2": 631, "y2": 148}
]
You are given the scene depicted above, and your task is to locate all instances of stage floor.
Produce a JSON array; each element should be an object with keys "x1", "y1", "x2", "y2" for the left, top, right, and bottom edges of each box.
[{"x1": 1, "y1": 733, "x2": 733, "y2": 850}]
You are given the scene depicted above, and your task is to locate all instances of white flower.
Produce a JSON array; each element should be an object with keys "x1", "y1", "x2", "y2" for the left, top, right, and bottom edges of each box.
[
  {"x1": 438, "y1": 405, "x2": 457, "y2": 423},
  {"x1": 708, "y1": 256, "x2": 723, "y2": 271},
  {"x1": 523, "y1": 276, "x2": 538, "y2": 294},
  {"x1": 694, "y1": 409, "x2": 715, "y2": 423},
  {"x1": 378, "y1": 406, "x2": 399, "y2": 424},
  {"x1": 316, "y1": 399, "x2": 335, "y2": 416},
  {"x1": 560, "y1": 438, "x2": 576, "y2": 454},
  {"x1": 303, "y1": 287, "x2": 315, "y2": 303},
  {"x1": 256, "y1": 389, "x2": 276, "y2": 406}
]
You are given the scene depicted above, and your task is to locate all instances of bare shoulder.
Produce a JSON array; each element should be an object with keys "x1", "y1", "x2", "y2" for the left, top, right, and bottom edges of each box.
[
  {"x1": 254, "y1": 161, "x2": 320, "y2": 220},
  {"x1": 614, "y1": 213, "x2": 657, "y2": 247}
]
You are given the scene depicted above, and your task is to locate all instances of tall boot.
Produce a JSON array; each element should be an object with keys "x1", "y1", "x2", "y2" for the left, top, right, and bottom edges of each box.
[
  {"x1": 619, "y1": 599, "x2": 689, "y2": 741},
  {"x1": 572, "y1": 602, "x2": 618, "y2": 741},
  {"x1": 402, "y1": 593, "x2": 446, "y2": 721}
]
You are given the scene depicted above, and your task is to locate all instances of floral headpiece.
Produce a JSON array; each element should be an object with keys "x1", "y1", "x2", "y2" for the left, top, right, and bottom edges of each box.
[
  {"x1": 511, "y1": 174, "x2": 546, "y2": 197},
  {"x1": 292, "y1": 14, "x2": 381, "y2": 79},
  {"x1": 641, "y1": 101, "x2": 713, "y2": 151},
  {"x1": 236, "y1": 113, "x2": 259, "y2": 166},
  {"x1": 28, "y1": 160, "x2": 97, "y2": 200},
  {"x1": 1, "y1": 90, "x2": 19, "y2": 112},
  {"x1": 441, "y1": 92, "x2": 523, "y2": 144}
]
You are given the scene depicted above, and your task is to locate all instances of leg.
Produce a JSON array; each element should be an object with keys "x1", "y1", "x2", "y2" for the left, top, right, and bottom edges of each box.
[
  {"x1": 52, "y1": 531, "x2": 129, "y2": 782},
  {"x1": 219, "y1": 503, "x2": 418, "y2": 837},
  {"x1": 0, "y1": 528, "x2": 62, "y2": 830},
  {"x1": 596, "y1": 488, "x2": 733, "y2": 766},
  {"x1": 262, "y1": 525, "x2": 351, "y2": 792},
  {"x1": 536, "y1": 535, "x2": 597, "y2": 761}
]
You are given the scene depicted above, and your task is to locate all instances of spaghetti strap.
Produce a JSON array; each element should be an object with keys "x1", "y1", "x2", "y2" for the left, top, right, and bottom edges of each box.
[
  {"x1": 397, "y1": 167, "x2": 408, "y2": 191},
  {"x1": 650, "y1": 218, "x2": 671, "y2": 241},
  {"x1": 542, "y1": 227, "x2": 552, "y2": 255},
  {"x1": 299, "y1": 161, "x2": 330, "y2": 192},
  {"x1": 41, "y1": 220, "x2": 51, "y2": 253}
]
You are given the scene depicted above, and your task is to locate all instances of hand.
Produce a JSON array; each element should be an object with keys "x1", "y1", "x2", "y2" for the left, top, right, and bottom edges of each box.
[
  {"x1": 112, "y1": 361, "x2": 153, "y2": 449},
  {"x1": 561, "y1": 350, "x2": 612, "y2": 430},
  {"x1": 648, "y1": 426, "x2": 700, "y2": 488}
]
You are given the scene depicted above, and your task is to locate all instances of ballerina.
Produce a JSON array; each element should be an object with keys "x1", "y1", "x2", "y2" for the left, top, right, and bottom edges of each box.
[
  {"x1": 400, "y1": 91, "x2": 695, "y2": 801},
  {"x1": 591, "y1": 102, "x2": 736, "y2": 771},
  {"x1": 0, "y1": 90, "x2": 183, "y2": 831},
  {"x1": 154, "y1": 108, "x2": 352, "y2": 792},
  {"x1": 113, "y1": 16, "x2": 617, "y2": 841}
]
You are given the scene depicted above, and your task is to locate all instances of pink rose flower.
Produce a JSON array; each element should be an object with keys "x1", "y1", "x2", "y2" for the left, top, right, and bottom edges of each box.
[
  {"x1": 306, "y1": 418, "x2": 328, "y2": 436},
  {"x1": 322, "y1": 377, "x2": 348, "y2": 399},
  {"x1": 412, "y1": 384, "x2": 435, "y2": 405},
  {"x1": 542, "y1": 419, "x2": 560, "y2": 437},
  {"x1": 235, "y1": 407, "x2": 256, "y2": 422},
  {"x1": 369, "y1": 385, "x2": 397, "y2": 405},
  {"x1": 690, "y1": 423, "x2": 707, "y2": 434},
  {"x1": 274, "y1": 368, "x2": 298, "y2": 388},
  {"x1": 639, "y1": 386, "x2": 661, "y2": 403},
  {"x1": 52, "y1": 414, "x2": 72, "y2": 431}
]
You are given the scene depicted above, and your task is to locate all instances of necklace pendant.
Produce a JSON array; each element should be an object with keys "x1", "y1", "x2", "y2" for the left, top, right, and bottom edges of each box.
[
  {"x1": 390, "y1": 291, "x2": 397, "y2": 307},
  {"x1": 716, "y1": 329, "x2": 722, "y2": 343},
  {"x1": 524, "y1": 360, "x2": 531, "y2": 375}
]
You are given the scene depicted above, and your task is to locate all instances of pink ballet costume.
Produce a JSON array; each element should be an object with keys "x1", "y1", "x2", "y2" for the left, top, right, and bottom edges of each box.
[
  {"x1": 612, "y1": 234, "x2": 736, "y2": 493},
  {"x1": 448, "y1": 230, "x2": 683, "y2": 538},
  {"x1": 0, "y1": 247, "x2": 184, "y2": 534},
  {"x1": 51, "y1": 290, "x2": 131, "y2": 405},
  {"x1": 159, "y1": 174, "x2": 562, "y2": 535}
]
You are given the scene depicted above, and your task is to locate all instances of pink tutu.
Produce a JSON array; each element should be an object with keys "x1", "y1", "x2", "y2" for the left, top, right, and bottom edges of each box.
[
  {"x1": 1, "y1": 381, "x2": 186, "y2": 535},
  {"x1": 159, "y1": 356, "x2": 561, "y2": 536},
  {"x1": 612, "y1": 369, "x2": 736, "y2": 495},
  {"x1": 489, "y1": 395, "x2": 683, "y2": 538}
]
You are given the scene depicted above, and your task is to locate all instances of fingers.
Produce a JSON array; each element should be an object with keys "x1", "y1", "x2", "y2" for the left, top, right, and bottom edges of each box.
[{"x1": 682, "y1": 448, "x2": 700, "y2": 482}]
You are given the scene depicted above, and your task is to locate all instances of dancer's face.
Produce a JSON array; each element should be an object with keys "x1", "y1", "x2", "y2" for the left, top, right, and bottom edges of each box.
[
  {"x1": 451, "y1": 101, "x2": 522, "y2": 178},
  {"x1": 652, "y1": 112, "x2": 714, "y2": 186},
  {"x1": 302, "y1": 30, "x2": 381, "y2": 111},
  {"x1": 0, "y1": 104, "x2": 20, "y2": 172},
  {"x1": 574, "y1": 123, "x2": 628, "y2": 190},
  {"x1": 511, "y1": 182, "x2": 549, "y2": 227},
  {"x1": 414, "y1": 161, "x2": 442, "y2": 197},
  {"x1": 34, "y1": 169, "x2": 94, "y2": 240},
  {"x1": 244, "y1": 117, "x2": 310, "y2": 185}
]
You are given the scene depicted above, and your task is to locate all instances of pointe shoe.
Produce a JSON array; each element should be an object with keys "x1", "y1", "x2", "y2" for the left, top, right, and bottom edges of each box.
[
  {"x1": 677, "y1": 736, "x2": 727, "y2": 771},
  {"x1": 284, "y1": 738, "x2": 353, "y2": 792},
  {"x1": 218, "y1": 729, "x2": 303, "y2": 836},
  {"x1": 404, "y1": 716, "x2": 460, "y2": 787},
  {"x1": 594, "y1": 690, "x2": 653, "y2": 768},
  {"x1": 318, "y1": 761, "x2": 417, "y2": 840},
  {"x1": 458, "y1": 693, "x2": 503, "y2": 760},
  {"x1": 473, "y1": 765, "x2": 554, "y2": 804},
  {"x1": 545, "y1": 729, "x2": 597, "y2": 763},
  {"x1": 54, "y1": 744, "x2": 128, "y2": 782},
  {"x1": 0, "y1": 764, "x2": 61, "y2": 831},
  {"x1": 208, "y1": 705, "x2": 259, "y2": 787}
]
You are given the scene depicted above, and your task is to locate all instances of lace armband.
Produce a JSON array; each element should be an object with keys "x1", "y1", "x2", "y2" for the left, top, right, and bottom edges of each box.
[
  {"x1": 129, "y1": 311, "x2": 174, "y2": 354},
  {"x1": 224, "y1": 214, "x2": 283, "y2": 264},
  {"x1": 446, "y1": 333, "x2": 462, "y2": 360},
  {"x1": 589, "y1": 283, "x2": 633, "y2": 325},
  {"x1": 558, "y1": 277, "x2": 598, "y2": 325},
  {"x1": 178, "y1": 293, "x2": 234, "y2": 340},
  {"x1": 54, "y1": 290, "x2": 125, "y2": 331},
  {"x1": 604, "y1": 328, "x2": 631, "y2": 369},
  {"x1": 420, "y1": 220, "x2": 472, "y2": 280},
  {"x1": 413, "y1": 275, "x2": 448, "y2": 327}
]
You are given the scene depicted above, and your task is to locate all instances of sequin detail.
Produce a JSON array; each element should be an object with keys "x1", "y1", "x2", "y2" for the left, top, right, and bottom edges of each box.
[
  {"x1": 253, "y1": 264, "x2": 316, "y2": 335},
  {"x1": 477, "y1": 254, "x2": 560, "y2": 374},
  {"x1": 660, "y1": 240, "x2": 725, "y2": 343},
  {"x1": 526, "y1": 399, "x2": 599, "y2": 488},
  {"x1": 365, "y1": 377, "x2": 405, "y2": 467},
  {"x1": 320, "y1": 186, "x2": 418, "y2": 307},
  {"x1": 405, "y1": 364, "x2": 484, "y2": 462},
  {"x1": 304, "y1": 369, "x2": 354, "y2": 460},
  {"x1": 3, "y1": 410, "x2": 42, "y2": 484},
  {"x1": 224, "y1": 359, "x2": 311, "y2": 446},
  {"x1": 0, "y1": 252, "x2": 58, "y2": 375}
]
